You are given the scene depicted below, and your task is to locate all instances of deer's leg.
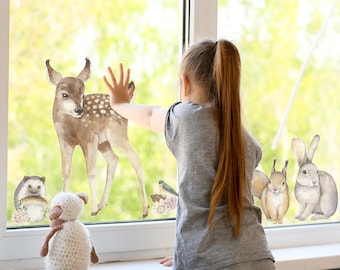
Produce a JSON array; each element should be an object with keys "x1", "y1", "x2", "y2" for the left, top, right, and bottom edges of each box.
[
  {"x1": 97, "y1": 141, "x2": 119, "y2": 212},
  {"x1": 82, "y1": 141, "x2": 99, "y2": 216},
  {"x1": 59, "y1": 141, "x2": 75, "y2": 192},
  {"x1": 115, "y1": 140, "x2": 149, "y2": 218}
]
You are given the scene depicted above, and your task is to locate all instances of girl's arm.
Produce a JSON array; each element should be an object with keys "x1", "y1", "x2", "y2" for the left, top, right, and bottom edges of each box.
[{"x1": 103, "y1": 64, "x2": 167, "y2": 132}]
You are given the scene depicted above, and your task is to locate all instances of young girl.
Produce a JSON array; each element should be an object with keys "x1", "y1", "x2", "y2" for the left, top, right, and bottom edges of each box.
[{"x1": 103, "y1": 39, "x2": 275, "y2": 270}]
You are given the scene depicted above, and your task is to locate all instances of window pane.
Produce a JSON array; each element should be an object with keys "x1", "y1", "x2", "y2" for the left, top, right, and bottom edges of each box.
[
  {"x1": 7, "y1": 0, "x2": 179, "y2": 227},
  {"x1": 218, "y1": 0, "x2": 340, "y2": 226}
]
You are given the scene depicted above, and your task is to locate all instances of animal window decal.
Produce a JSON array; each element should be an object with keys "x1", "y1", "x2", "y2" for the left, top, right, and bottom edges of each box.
[
  {"x1": 291, "y1": 135, "x2": 338, "y2": 221},
  {"x1": 12, "y1": 176, "x2": 48, "y2": 224},
  {"x1": 46, "y1": 58, "x2": 149, "y2": 218},
  {"x1": 252, "y1": 160, "x2": 290, "y2": 224},
  {"x1": 251, "y1": 135, "x2": 338, "y2": 224},
  {"x1": 151, "y1": 180, "x2": 178, "y2": 217}
]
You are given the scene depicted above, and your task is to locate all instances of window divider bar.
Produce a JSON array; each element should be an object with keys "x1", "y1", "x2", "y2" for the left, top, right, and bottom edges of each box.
[{"x1": 189, "y1": 0, "x2": 217, "y2": 44}]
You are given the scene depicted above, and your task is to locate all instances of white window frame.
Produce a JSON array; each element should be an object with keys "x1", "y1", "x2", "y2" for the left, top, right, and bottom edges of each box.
[{"x1": 1, "y1": 0, "x2": 340, "y2": 269}]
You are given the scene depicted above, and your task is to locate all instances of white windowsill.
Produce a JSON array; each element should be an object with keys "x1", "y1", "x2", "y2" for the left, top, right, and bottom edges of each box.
[
  {"x1": 1, "y1": 242, "x2": 340, "y2": 269},
  {"x1": 88, "y1": 244, "x2": 340, "y2": 270},
  {"x1": 272, "y1": 244, "x2": 340, "y2": 270}
]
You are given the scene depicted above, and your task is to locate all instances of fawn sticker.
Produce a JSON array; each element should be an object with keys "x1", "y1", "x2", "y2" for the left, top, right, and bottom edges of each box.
[{"x1": 46, "y1": 58, "x2": 148, "y2": 218}]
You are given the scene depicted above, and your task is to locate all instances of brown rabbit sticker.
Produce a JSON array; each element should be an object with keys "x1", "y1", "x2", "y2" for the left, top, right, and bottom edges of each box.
[
  {"x1": 252, "y1": 159, "x2": 290, "y2": 224},
  {"x1": 291, "y1": 135, "x2": 338, "y2": 221}
]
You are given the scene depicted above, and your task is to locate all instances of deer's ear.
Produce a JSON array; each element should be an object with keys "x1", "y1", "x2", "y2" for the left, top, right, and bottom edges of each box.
[
  {"x1": 77, "y1": 58, "x2": 91, "y2": 82},
  {"x1": 45, "y1": 59, "x2": 63, "y2": 85}
]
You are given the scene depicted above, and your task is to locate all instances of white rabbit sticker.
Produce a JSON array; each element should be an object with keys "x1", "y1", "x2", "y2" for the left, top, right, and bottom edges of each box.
[{"x1": 291, "y1": 135, "x2": 338, "y2": 221}]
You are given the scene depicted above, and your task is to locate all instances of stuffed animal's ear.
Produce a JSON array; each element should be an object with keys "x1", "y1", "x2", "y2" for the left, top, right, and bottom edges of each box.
[
  {"x1": 91, "y1": 245, "x2": 99, "y2": 264},
  {"x1": 77, "y1": 192, "x2": 88, "y2": 205},
  {"x1": 49, "y1": 205, "x2": 62, "y2": 220},
  {"x1": 40, "y1": 225, "x2": 64, "y2": 257},
  {"x1": 40, "y1": 238, "x2": 50, "y2": 257}
]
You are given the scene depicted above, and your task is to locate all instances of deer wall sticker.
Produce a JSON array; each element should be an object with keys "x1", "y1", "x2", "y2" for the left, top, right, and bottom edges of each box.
[{"x1": 46, "y1": 58, "x2": 149, "y2": 217}]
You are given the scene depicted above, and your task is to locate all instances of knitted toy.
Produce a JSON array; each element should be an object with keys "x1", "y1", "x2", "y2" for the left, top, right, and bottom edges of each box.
[{"x1": 40, "y1": 192, "x2": 99, "y2": 269}]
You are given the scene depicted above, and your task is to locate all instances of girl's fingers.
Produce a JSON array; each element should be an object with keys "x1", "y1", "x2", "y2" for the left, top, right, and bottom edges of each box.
[
  {"x1": 107, "y1": 66, "x2": 118, "y2": 87},
  {"x1": 118, "y1": 63, "x2": 131, "y2": 88},
  {"x1": 103, "y1": 75, "x2": 112, "y2": 90},
  {"x1": 103, "y1": 64, "x2": 132, "y2": 104},
  {"x1": 106, "y1": 64, "x2": 130, "y2": 88},
  {"x1": 118, "y1": 63, "x2": 124, "y2": 85},
  {"x1": 124, "y1": 68, "x2": 131, "y2": 86},
  {"x1": 159, "y1": 256, "x2": 173, "y2": 267}
]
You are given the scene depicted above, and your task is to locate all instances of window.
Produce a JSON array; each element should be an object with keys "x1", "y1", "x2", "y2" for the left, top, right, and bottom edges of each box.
[
  {"x1": 1, "y1": 0, "x2": 340, "y2": 269},
  {"x1": 7, "y1": 0, "x2": 179, "y2": 226},
  {"x1": 217, "y1": 0, "x2": 340, "y2": 227},
  {"x1": 216, "y1": 0, "x2": 340, "y2": 252},
  {"x1": 1, "y1": 0, "x2": 180, "y2": 267}
]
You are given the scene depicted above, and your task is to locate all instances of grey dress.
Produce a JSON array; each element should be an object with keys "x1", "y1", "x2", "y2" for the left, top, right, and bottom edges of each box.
[{"x1": 165, "y1": 102, "x2": 275, "y2": 270}]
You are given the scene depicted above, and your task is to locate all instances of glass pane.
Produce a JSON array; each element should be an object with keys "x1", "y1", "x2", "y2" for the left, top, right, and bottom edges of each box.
[
  {"x1": 218, "y1": 0, "x2": 340, "y2": 226},
  {"x1": 7, "y1": 0, "x2": 179, "y2": 227}
]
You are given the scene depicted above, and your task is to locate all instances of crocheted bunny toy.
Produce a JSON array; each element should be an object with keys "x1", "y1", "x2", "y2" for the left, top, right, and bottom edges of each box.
[{"x1": 40, "y1": 192, "x2": 99, "y2": 269}]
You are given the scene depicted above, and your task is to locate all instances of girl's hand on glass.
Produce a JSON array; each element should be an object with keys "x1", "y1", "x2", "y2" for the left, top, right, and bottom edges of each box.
[
  {"x1": 160, "y1": 256, "x2": 174, "y2": 267},
  {"x1": 103, "y1": 63, "x2": 135, "y2": 106}
]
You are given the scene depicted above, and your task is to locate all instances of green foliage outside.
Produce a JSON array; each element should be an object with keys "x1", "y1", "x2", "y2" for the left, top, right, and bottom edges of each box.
[
  {"x1": 7, "y1": 0, "x2": 179, "y2": 225},
  {"x1": 7, "y1": 0, "x2": 340, "y2": 227},
  {"x1": 218, "y1": 0, "x2": 340, "y2": 226}
]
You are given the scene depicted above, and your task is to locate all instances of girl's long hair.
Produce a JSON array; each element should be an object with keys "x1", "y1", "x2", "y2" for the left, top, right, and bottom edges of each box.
[{"x1": 180, "y1": 39, "x2": 246, "y2": 237}]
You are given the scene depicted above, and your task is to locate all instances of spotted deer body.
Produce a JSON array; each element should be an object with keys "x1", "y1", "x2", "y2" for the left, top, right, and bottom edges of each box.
[{"x1": 47, "y1": 58, "x2": 149, "y2": 217}]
